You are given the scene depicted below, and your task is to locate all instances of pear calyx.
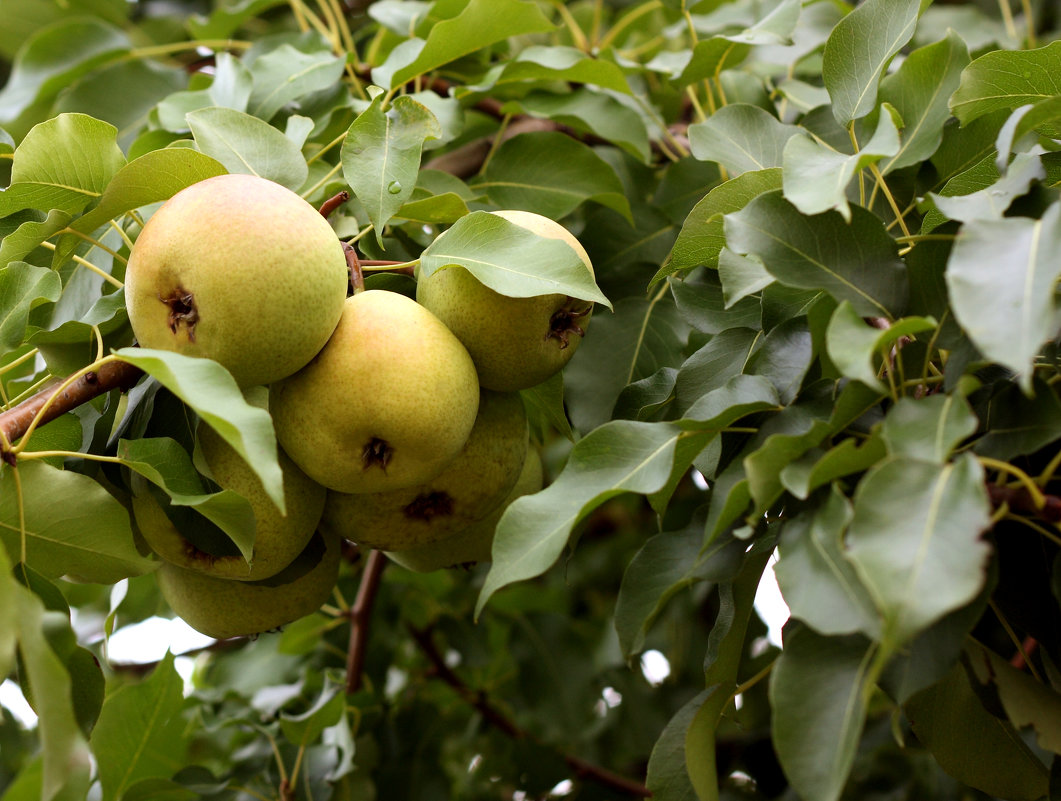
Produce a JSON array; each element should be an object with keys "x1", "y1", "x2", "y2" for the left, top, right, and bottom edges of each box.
[
  {"x1": 546, "y1": 303, "x2": 591, "y2": 349},
  {"x1": 362, "y1": 437, "x2": 394, "y2": 471},
  {"x1": 162, "y1": 287, "x2": 199, "y2": 340}
]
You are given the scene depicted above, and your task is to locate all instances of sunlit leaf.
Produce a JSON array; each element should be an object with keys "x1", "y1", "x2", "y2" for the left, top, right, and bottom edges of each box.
[
  {"x1": 950, "y1": 40, "x2": 1061, "y2": 125},
  {"x1": 186, "y1": 106, "x2": 307, "y2": 190},
  {"x1": 689, "y1": 104, "x2": 799, "y2": 175}
]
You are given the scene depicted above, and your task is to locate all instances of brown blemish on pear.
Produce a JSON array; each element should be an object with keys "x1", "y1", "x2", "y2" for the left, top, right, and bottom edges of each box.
[
  {"x1": 403, "y1": 491, "x2": 455, "y2": 522},
  {"x1": 162, "y1": 287, "x2": 199, "y2": 341}
]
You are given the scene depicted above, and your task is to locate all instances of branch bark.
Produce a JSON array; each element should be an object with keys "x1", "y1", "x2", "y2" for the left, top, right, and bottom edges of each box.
[
  {"x1": 0, "y1": 359, "x2": 143, "y2": 453},
  {"x1": 408, "y1": 624, "x2": 652, "y2": 798},
  {"x1": 345, "y1": 549, "x2": 387, "y2": 693}
]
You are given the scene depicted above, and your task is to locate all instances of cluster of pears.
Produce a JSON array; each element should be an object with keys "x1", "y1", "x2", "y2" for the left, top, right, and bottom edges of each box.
[{"x1": 123, "y1": 174, "x2": 594, "y2": 638}]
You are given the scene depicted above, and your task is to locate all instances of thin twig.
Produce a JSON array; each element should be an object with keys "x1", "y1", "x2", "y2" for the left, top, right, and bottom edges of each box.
[
  {"x1": 345, "y1": 549, "x2": 387, "y2": 693},
  {"x1": 344, "y1": 243, "x2": 365, "y2": 293},
  {"x1": 408, "y1": 624, "x2": 652, "y2": 797}
]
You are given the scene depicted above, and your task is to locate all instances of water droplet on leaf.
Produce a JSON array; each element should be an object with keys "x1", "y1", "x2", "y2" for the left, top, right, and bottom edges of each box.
[{"x1": 387, "y1": 181, "x2": 402, "y2": 194}]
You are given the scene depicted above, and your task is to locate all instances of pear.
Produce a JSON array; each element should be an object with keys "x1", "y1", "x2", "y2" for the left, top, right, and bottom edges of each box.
[
  {"x1": 385, "y1": 447, "x2": 544, "y2": 572},
  {"x1": 155, "y1": 528, "x2": 342, "y2": 639},
  {"x1": 125, "y1": 173, "x2": 349, "y2": 387},
  {"x1": 320, "y1": 389, "x2": 528, "y2": 551},
  {"x1": 270, "y1": 289, "x2": 480, "y2": 494},
  {"x1": 131, "y1": 389, "x2": 326, "y2": 580},
  {"x1": 415, "y1": 210, "x2": 594, "y2": 392}
]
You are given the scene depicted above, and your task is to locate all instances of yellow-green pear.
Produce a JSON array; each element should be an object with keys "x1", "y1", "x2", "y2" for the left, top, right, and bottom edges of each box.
[
  {"x1": 132, "y1": 391, "x2": 326, "y2": 580},
  {"x1": 155, "y1": 528, "x2": 342, "y2": 639},
  {"x1": 320, "y1": 389, "x2": 528, "y2": 551},
  {"x1": 415, "y1": 210, "x2": 594, "y2": 392},
  {"x1": 126, "y1": 173, "x2": 349, "y2": 387},
  {"x1": 385, "y1": 448, "x2": 544, "y2": 572},
  {"x1": 270, "y1": 290, "x2": 480, "y2": 494}
]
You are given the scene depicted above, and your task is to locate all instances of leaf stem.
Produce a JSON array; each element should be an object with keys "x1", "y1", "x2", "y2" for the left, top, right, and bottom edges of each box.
[
  {"x1": 38, "y1": 241, "x2": 124, "y2": 289},
  {"x1": 848, "y1": 124, "x2": 865, "y2": 207},
  {"x1": 869, "y1": 163, "x2": 910, "y2": 239},
  {"x1": 996, "y1": 0, "x2": 1019, "y2": 44},
  {"x1": 300, "y1": 160, "x2": 344, "y2": 201},
  {"x1": 551, "y1": 0, "x2": 590, "y2": 52},
  {"x1": 1035, "y1": 447, "x2": 1061, "y2": 487},
  {"x1": 0, "y1": 349, "x2": 40, "y2": 379},
  {"x1": 1020, "y1": 0, "x2": 1036, "y2": 48},
  {"x1": 129, "y1": 39, "x2": 253, "y2": 60},
  {"x1": 478, "y1": 112, "x2": 513, "y2": 176},
  {"x1": 57, "y1": 228, "x2": 129, "y2": 265},
  {"x1": 108, "y1": 219, "x2": 136, "y2": 251},
  {"x1": 598, "y1": 0, "x2": 662, "y2": 50},
  {"x1": 306, "y1": 130, "x2": 348, "y2": 165}
]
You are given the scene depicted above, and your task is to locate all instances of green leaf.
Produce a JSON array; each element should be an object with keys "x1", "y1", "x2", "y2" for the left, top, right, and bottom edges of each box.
[
  {"x1": 782, "y1": 107, "x2": 900, "y2": 220},
  {"x1": 655, "y1": 167, "x2": 781, "y2": 285},
  {"x1": 57, "y1": 148, "x2": 227, "y2": 263},
  {"x1": 950, "y1": 40, "x2": 1061, "y2": 126},
  {"x1": 779, "y1": 433, "x2": 887, "y2": 501},
  {"x1": 116, "y1": 437, "x2": 257, "y2": 561},
  {"x1": 945, "y1": 202, "x2": 1061, "y2": 391},
  {"x1": 0, "y1": 210, "x2": 73, "y2": 265},
  {"x1": 511, "y1": 89, "x2": 649, "y2": 163},
  {"x1": 246, "y1": 44, "x2": 346, "y2": 121},
  {"x1": 905, "y1": 660, "x2": 1050, "y2": 800},
  {"x1": 776, "y1": 486, "x2": 880, "y2": 638},
  {"x1": 743, "y1": 404, "x2": 832, "y2": 516},
  {"x1": 112, "y1": 348, "x2": 285, "y2": 513},
  {"x1": 0, "y1": 262, "x2": 62, "y2": 350},
  {"x1": 846, "y1": 454, "x2": 991, "y2": 648},
  {"x1": 155, "y1": 52, "x2": 253, "y2": 131},
  {"x1": 565, "y1": 296, "x2": 687, "y2": 433},
  {"x1": 0, "y1": 18, "x2": 130, "y2": 125},
  {"x1": 880, "y1": 394, "x2": 978, "y2": 463},
  {"x1": 0, "y1": 113, "x2": 126, "y2": 219},
  {"x1": 473, "y1": 131, "x2": 632, "y2": 221},
  {"x1": 769, "y1": 626, "x2": 875, "y2": 801},
  {"x1": 645, "y1": 689, "x2": 709, "y2": 801},
  {"x1": 669, "y1": 272, "x2": 761, "y2": 335},
  {"x1": 520, "y1": 371, "x2": 573, "y2": 441},
  {"x1": 724, "y1": 191, "x2": 908, "y2": 319},
  {"x1": 686, "y1": 547, "x2": 772, "y2": 797},
  {"x1": 673, "y1": 327, "x2": 760, "y2": 415},
  {"x1": 615, "y1": 529, "x2": 745, "y2": 658},
  {"x1": 825, "y1": 302, "x2": 935, "y2": 392},
  {"x1": 187, "y1": 0, "x2": 287, "y2": 39},
  {"x1": 186, "y1": 106, "x2": 308, "y2": 190},
  {"x1": 341, "y1": 93, "x2": 441, "y2": 245},
  {"x1": 89, "y1": 652, "x2": 188, "y2": 801},
  {"x1": 14, "y1": 586, "x2": 92, "y2": 801},
  {"x1": 278, "y1": 682, "x2": 345, "y2": 747},
  {"x1": 966, "y1": 640, "x2": 1061, "y2": 755},
  {"x1": 0, "y1": 546, "x2": 16, "y2": 692},
  {"x1": 0, "y1": 461, "x2": 155, "y2": 583},
  {"x1": 419, "y1": 210, "x2": 608, "y2": 305},
  {"x1": 379, "y1": 0, "x2": 555, "y2": 88},
  {"x1": 481, "y1": 46, "x2": 632, "y2": 94},
  {"x1": 878, "y1": 31, "x2": 970, "y2": 173},
  {"x1": 688, "y1": 104, "x2": 799, "y2": 175},
  {"x1": 476, "y1": 421, "x2": 683, "y2": 617},
  {"x1": 974, "y1": 379, "x2": 1061, "y2": 460},
  {"x1": 822, "y1": 0, "x2": 921, "y2": 124},
  {"x1": 928, "y1": 152, "x2": 1044, "y2": 227}
]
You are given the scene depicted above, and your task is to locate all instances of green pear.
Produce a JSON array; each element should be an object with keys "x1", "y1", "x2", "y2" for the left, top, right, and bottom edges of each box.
[
  {"x1": 415, "y1": 209, "x2": 594, "y2": 392},
  {"x1": 132, "y1": 431, "x2": 326, "y2": 581},
  {"x1": 125, "y1": 173, "x2": 349, "y2": 387},
  {"x1": 320, "y1": 389, "x2": 528, "y2": 551},
  {"x1": 385, "y1": 447, "x2": 544, "y2": 572},
  {"x1": 270, "y1": 289, "x2": 480, "y2": 494},
  {"x1": 155, "y1": 528, "x2": 342, "y2": 639}
]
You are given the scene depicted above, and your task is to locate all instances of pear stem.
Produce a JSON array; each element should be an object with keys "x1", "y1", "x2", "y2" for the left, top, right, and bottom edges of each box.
[
  {"x1": 343, "y1": 242, "x2": 366, "y2": 294},
  {"x1": 345, "y1": 548, "x2": 387, "y2": 693},
  {"x1": 317, "y1": 190, "x2": 349, "y2": 219}
]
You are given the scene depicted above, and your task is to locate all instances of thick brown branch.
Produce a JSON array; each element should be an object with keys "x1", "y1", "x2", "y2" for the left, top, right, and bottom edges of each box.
[
  {"x1": 408, "y1": 624, "x2": 651, "y2": 797},
  {"x1": 345, "y1": 549, "x2": 387, "y2": 693},
  {"x1": 0, "y1": 360, "x2": 143, "y2": 451}
]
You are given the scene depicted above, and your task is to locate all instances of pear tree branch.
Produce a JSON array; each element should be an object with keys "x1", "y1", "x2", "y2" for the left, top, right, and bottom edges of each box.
[
  {"x1": 407, "y1": 623, "x2": 652, "y2": 798},
  {"x1": 345, "y1": 548, "x2": 387, "y2": 693}
]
